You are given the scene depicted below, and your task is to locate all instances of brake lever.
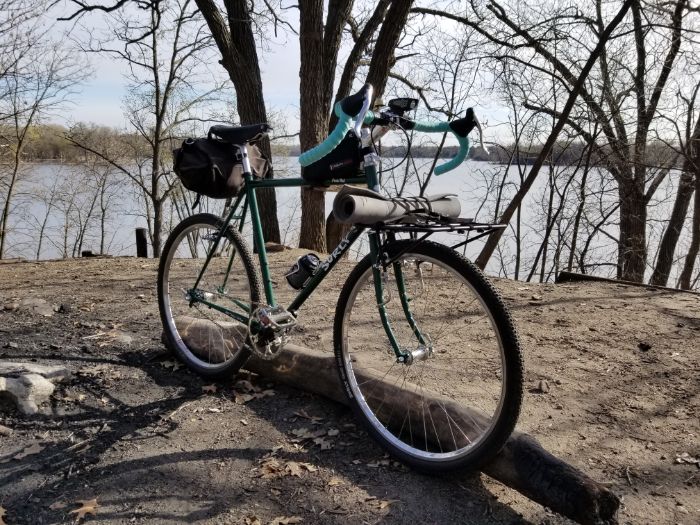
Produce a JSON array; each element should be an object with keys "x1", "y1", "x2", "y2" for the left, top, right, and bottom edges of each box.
[
  {"x1": 353, "y1": 85, "x2": 374, "y2": 137},
  {"x1": 473, "y1": 113, "x2": 488, "y2": 155}
]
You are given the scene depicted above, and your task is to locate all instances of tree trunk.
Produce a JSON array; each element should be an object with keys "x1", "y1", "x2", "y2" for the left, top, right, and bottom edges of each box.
[
  {"x1": 153, "y1": 199, "x2": 163, "y2": 258},
  {"x1": 678, "y1": 138, "x2": 700, "y2": 289},
  {"x1": 330, "y1": 0, "x2": 390, "y2": 131},
  {"x1": 365, "y1": 0, "x2": 413, "y2": 102},
  {"x1": 298, "y1": 0, "x2": 327, "y2": 252},
  {"x1": 228, "y1": 0, "x2": 280, "y2": 244},
  {"x1": 617, "y1": 181, "x2": 647, "y2": 282},
  {"x1": 0, "y1": 148, "x2": 23, "y2": 259},
  {"x1": 649, "y1": 169, "x2": 694, "y2": 286},
  {"x1": 195, "y1": 0, "x2": 280, "y2": 244},
  {"x1": 651, "y1": 112, "x2": 700, "y2": 290},
  {"x1": 326, "y1": 210, "x2": 351, "y2": 255}
]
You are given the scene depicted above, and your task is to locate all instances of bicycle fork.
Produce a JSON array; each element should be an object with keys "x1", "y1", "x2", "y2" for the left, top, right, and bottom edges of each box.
[{"x1": 368, "y1": 231, "x2": 432, "y2": 365}]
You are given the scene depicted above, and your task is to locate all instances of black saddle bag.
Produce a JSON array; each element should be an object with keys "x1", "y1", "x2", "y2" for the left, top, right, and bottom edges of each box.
[
  {"x1": 302, "y1": 131, "x2": 362, "y2": 184},
  {"x1": 173, "y1": 138, "x2": 269, "y2": 199}
]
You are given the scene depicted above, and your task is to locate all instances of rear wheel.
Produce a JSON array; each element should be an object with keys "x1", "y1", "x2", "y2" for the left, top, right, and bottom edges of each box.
[
  {"x1": 334, "y1": 240, "x2": 523, "y2": 472},
  {"x1": 158, "y1": 213, "x2": 262, "y2": 378}
]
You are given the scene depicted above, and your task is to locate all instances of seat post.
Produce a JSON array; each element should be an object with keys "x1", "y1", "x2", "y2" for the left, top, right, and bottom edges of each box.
[{"x1": 238, "y1": 144, "x2": 252, "y2": 175}]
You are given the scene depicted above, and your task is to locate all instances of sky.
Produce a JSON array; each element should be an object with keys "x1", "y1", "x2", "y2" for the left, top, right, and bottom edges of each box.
[
  {"x1": 46, "y1": 2, "x2": 508, "y2": 145},
  {"x1": 49, "y1": 4, "x2": 304, "y2": 132},
  {"x1": 69, "y1": 40, "x2": 302, "y2": 129}
]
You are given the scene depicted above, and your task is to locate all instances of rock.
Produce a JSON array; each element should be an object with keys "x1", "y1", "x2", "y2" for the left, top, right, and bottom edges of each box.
[
  {"x1": 58, "y1": 303, "x2": 73, "y2": 314},
  {"x1": 265, "y1": 242, "x2": 292, "y2": 252},
  {"x1": 638, "y1": 341, "x2": 652, "y2": 352},
  {"x1": 0, "y1": 424, "x2": 13, "y2": 436},
  {"x1": 537, "y1": 380, "x2": 550, "y2": 393},
  {"x1": 6, "y1": 342, "x2": 18, "y2": 349},
  {"x1": 0, "y1": 362, "x2": 70, "y2": 380},
  {"x1": 0, "y1": 374, "x2": 55, "y2": 414},
  {"x1": 19, "y1": 297, "x2": 56, "y2": 317},
  {"x1": 3, "y1": 302, "x2": 19, "y2": 311},
  {"x1": 0, "y1": 362, "x2": 71, "y2": 415},
  {"x1": 112, "y1": 330, "x2": 133, "y2": 346}
]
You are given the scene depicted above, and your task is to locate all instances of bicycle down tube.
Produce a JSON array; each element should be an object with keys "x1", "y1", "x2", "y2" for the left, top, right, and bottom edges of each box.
[{"x1": 185, "y1": 154, "x2": 421, "y2": 361}]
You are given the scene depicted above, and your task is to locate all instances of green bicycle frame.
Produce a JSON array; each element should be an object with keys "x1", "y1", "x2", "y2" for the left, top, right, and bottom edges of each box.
[{"x1": 189, "y1": 160, "x2": 423, "y2": 361}]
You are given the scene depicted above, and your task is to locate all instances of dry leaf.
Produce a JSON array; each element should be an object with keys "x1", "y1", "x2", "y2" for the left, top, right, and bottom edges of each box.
[
  {"x1": 293, "y1": 410, "x2": 323, "y2": 423},
  {"x1": 234, "y1": 379, "x2": 256, "y2": 392},
  {"x1": 201, "y1": 384, "x2": 217, "y2": 394},
  {"x1": 235, "y1": 393, "x2": 255, "y2": 404},
  {"x1": 290, "y1": 427, "x2": 326, "y2": 440},
  {"x1": 258, "y1": 458, "x2": 317, "y2": 479},
  {"x1": 285, "y1": 461, "x2": 304, "y2": 477},
  {"x1": 69, "y1": 498, "x2": 99, "y2": 520},
  {"x1": 233, "y1": 382, "x2": 274, "y2": 404},
  {"x1": 244, "y1": 515, "x2": 262, "y2": 525},
  {"x1": 0, "y1": 505, "x2": 6, "y2": 525},
  {"x1": 327, "y1": 477, "x2": 344, "y2": 487},
  {"x1": 378, "y1": 499, "x2": 400, "y2": 510},
  {"x1": 293, "y1": 462, "x2": 317, "y2": 473},
  {"x1": 49, "y1": 501, "x2": 67, "y2": 510},
  {"x1": 13, "y1": 442, "x2": 43, "y2": 460},
  {"x1": 160, "y1": 360, "x2": 182, "y2": 371},
  {"x1": 313, "y1": 437, "x2": 333, "y2": 450},
  {"x1": 269, "y1": 517, "x2": 303, "y2": 525},
  {"x1": 259, "y1": 458, "x2": 285, "y2": 478}
]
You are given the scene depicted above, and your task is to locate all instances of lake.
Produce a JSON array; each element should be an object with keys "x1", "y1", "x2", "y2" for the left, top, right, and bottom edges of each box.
[{"x1": 2, "y1": 156, "x2": 692, "y2": 284}]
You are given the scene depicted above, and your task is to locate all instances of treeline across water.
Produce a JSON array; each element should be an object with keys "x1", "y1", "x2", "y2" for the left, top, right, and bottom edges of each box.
[{"x1": 3, "y1": 123, "x2": 682, "y2": 169}]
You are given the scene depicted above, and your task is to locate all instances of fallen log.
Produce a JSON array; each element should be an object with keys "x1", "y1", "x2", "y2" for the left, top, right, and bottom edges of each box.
[
  {"x1": 171, "y1": 316, "x2": 620, "y2": 525},
  {"x1": 556, "y1": 270, "x2": 699, "y2": 296}
]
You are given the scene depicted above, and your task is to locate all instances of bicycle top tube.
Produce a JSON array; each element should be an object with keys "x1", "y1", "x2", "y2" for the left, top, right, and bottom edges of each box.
[{"x1": 227, "y1": 81, "x2": 483, "y2": 311}]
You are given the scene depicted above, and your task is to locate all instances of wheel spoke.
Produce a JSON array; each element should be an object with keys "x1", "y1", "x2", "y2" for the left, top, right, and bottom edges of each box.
[{"x1": 158, "y1": 215, "x2": 260, "y2": 377}]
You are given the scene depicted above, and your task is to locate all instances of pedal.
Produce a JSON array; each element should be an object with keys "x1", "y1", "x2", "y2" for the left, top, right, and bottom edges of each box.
[
  {"x1": 256, "y1": 305, "x2": 297, "y2": 333},
  {"x1": 249, "y1": 306, "x2": 296, "y2": 361}
]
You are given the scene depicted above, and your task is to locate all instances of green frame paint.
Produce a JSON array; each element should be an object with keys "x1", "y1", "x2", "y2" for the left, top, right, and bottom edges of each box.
[{"x1": 184, "y1": 162, "x2": 420, "y2": 357}]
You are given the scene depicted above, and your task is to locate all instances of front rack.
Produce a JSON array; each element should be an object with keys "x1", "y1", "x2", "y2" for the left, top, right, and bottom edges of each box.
[{"x1": 374, "y1": 213, "x2": 505, "y2": 263}]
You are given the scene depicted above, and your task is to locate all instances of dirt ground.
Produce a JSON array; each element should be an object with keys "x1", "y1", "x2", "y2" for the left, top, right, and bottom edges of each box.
[{"x1": 0, "y1": 254, "x2": 698, "y2": 525}]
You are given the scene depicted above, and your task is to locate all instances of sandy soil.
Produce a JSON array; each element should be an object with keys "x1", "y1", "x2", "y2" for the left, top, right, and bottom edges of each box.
[{"x1": 0, "y1": 254, "x2": 698, "y2": 525}]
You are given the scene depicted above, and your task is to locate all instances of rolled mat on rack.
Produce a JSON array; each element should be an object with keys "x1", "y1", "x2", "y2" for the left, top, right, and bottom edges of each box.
[{"x1": 332, "y1": 185, "x2": 461, "y2": 224}]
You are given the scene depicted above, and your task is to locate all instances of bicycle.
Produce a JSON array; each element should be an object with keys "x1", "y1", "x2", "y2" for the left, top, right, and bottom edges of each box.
[{"x1": 158, "y1": 84, "x2": 523, "y2": 472}]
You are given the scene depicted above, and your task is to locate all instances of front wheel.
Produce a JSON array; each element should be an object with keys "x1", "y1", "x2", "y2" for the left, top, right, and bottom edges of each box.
[
  {"x1": 158, "y1": 213, "x2": 263, "y2": 378},
  {"x1": 333, "y1": 240, "x2": 523, "y2": 472}
]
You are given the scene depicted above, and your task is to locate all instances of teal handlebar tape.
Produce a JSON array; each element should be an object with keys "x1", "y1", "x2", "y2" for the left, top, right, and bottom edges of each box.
[
  {"x1": 413, "y1": 120, "x2": 450, "y2": 133},
  {"x1": 298, "y1": 106, "x2": 377, "y2": 167},
  {"x1": 299, "y1": 109, "x2": 352, "y2": 167},
  {"x1": 413, "y1": 120, "x2": 471, "y2": 175},
  {"x1": 435, "y1": 136, "x2": 470, "y2": 176},
  {"x1": 298, "y1": 111, "x2": 470, "y2": 175}
]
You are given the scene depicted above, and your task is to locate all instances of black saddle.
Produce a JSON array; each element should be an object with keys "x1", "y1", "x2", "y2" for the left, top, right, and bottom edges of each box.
[{"x1": 208, "y1": 123, "x2": 271, "y2": 144}]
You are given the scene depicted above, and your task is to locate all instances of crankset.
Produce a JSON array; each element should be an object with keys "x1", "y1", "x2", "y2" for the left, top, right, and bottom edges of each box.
[{"x1": 248, "y1": 305, "x2": 297, "y2": 360}]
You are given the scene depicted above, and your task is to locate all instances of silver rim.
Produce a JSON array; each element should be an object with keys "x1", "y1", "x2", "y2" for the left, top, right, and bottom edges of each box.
[{"x1": 340, "y1": 253, "x2": 507, "y2": 462}]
